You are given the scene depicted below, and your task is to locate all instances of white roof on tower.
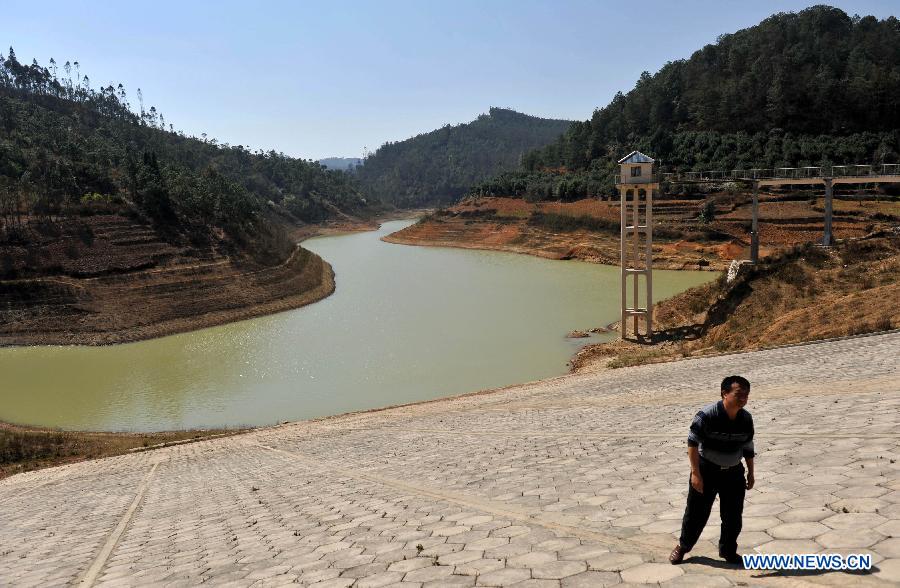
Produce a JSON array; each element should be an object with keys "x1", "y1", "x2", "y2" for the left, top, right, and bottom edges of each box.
[{"x1": 617, "y1": 151, "x2": 655, "y2": 164}]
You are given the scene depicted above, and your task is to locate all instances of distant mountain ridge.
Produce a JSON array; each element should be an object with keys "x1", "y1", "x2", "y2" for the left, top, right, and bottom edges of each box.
[
  {"x1": 319, "y1": 157, "x2": 362, "y2": 171},
  {"x1": 472, "y1": 6, "x2": 900, "y2": 202},
  {"x1": 356, "y1": 107, "x2": 572, "y2": 207}
]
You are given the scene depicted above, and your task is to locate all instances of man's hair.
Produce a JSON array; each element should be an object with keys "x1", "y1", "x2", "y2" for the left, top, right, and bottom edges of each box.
[{"x1": 721, "y1": 375, "x2": 750, "y2": 394}]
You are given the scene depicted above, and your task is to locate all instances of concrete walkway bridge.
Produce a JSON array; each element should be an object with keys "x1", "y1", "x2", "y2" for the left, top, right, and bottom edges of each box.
[
  {"x1": 662, "y1": 164, "x2": 900, "y2": 186},
  {"x1": 660, "y1": 163, "x2": 900, "y2": 261}
]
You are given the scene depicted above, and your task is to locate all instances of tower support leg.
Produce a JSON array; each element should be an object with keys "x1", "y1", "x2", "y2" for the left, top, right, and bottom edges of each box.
[
  {"x1": 750, "y1": 182, "x2": 759, "y2": 264},
  {"x1": 823, "y1": 178, "x2": 833, "y2": 246},
  {"x1": 646, "y1": 188, "x2": 653, "y2": 339},
  {"x1": 633, "y1": 191, "x2": 639, "y2": 337},
  {"x1": 620, "y1": 187, "x2": 627, "y2": 340}
]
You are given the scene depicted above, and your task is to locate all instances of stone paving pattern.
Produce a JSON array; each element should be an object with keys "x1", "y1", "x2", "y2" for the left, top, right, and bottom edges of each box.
[{"x1": 1, "y1": 332, "x2": 899, "y2": 587}]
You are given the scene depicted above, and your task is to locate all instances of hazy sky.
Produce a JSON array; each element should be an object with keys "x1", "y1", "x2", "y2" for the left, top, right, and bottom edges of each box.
[{"x1": 4, "y1": 1, "x2": 897, "y2": 160}]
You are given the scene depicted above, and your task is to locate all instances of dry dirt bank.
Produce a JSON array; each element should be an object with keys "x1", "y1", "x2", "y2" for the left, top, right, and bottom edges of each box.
[
  {"x1": 383, "y1": 197, "x2": 733, "y2": 271},
  {"x1": 0, "y1": 243, "x2": 335, "y2": 346},
  {"x1": 571, "y1": 235, "x2": 900, "y2": 373},
  {"x1": 383, "y1": 221, "x2": 730, "y2": 270}
]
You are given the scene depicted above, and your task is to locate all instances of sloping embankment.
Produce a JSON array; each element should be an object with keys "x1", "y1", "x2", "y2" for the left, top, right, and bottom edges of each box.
[
  {"x1": 0, "y1": 245, "x2": 333, "y2": 346},
  {"x1": 0, "y1": 215, "x2": 336, "y2": 346}
]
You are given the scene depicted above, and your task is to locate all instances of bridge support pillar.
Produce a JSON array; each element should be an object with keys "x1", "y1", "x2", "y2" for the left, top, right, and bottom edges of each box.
[
  {"x1": 750, "y1": 182, "x2": 759, "y2": 264},
  {"x1": 823, "y1": 178, "x2": 833, "y2": 247}
]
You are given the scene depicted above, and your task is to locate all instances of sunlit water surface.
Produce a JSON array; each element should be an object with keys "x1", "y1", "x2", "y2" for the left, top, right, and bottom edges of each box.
[{"x1": 0, "y1": 219, "x2": 716, "y2": 431}]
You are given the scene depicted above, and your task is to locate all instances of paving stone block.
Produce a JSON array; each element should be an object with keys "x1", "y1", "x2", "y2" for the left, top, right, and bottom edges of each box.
[
  {"x1": 341, "y1": 562, "x2": 390, "y2": 579},
  {"x1": 661, "y1": 573, "x2": 731, "y2": 587},
  {"x1": 873, "y1": 558, "x2": 900, "y2": 583},
  {"x1": 422, "y1": 575, "x2": 475, "y2": 587},
  {"x1": 527, "y1": 560, "x2": 586, "y2": 580},
  {"x1": 560, "y1": 570, "x2": 621, "y2": 587},
  {"x1": 355, "y1": 571, "x2": 406, "y2": 588},
  {"x1": 533, "y1": 538, "x2": 580, "y2": 552},
  {"x1": 816, "y1": 528, "x2": 884, "y2": 549},
  {"x1": 507, "y1": 551, "x2": 557, "y2": 568},
  {"x1": 770, "y1": 522, "x2": 830, "y2": 539},
  {"x1": 828, "y1": 498, "x2": 887, "y2": 513},
  {"x1": 508, "y1": 580, "x2": 559, "y2": 588},
  {"x1": 401, "y1": 565, "x2": 456, "y2": 583},
  {"x1": 387, "y1": 558, "x2": 433, "y2": 573},
  {"x1": 454, "y1": 557, "x2": 505, "y2": 577},
  {"x1": 475, "y1": 567, "x2": 532, "y2": 586},
  {"x1": 619, "y1": 562, "x2": 683, "y2": 584},
  {"x1": 307, "y1": 578, "x2": 355, "y2": 588},
  {"x1": 775, "y1": 507, "x2": 831, "y2": 523},
  {"x1": 586, "y1": 553, "x2": 644, "y2": 572},
  {"x1": 756, "y1": 539, "x2": 822, "y2": 553},
  {"x1": 871, "y1": 538, "x2": 900, "y2": 559},
  {"x1": 557, "y1": 545, "x2": 610, "y2": 561},
  {"x1": 821, "y1": 512, "x2": 888, "y2": 530}
]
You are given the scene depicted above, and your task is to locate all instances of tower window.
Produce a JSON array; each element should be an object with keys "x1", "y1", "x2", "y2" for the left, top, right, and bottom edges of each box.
[{"x1": 631, "y1": 166, "x2": 642, "y2": 177}]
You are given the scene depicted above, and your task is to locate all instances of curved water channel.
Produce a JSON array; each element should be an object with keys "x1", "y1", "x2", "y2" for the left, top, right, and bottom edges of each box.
[{"x1": 0, "y1": 219, "x2": 716, "y2": 432}]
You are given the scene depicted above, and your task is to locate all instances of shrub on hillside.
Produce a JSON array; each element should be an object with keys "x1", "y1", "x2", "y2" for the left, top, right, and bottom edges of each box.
[{"x1": 527, "y1": 212, "x2": 618, "y2": 233}]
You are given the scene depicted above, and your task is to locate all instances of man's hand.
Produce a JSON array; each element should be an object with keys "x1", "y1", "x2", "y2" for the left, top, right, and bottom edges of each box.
[
  {"x1": 690, "y1": 471, "x2": 704, "y2": 494},
  {"x1": 746, "y1": 472, "x2": 755, "y2": 490}
]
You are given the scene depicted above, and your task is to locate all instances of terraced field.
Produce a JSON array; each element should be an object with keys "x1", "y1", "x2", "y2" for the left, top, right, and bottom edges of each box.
[{"x1": 0, "y1": 215, "x2": 334, "y2": 345}]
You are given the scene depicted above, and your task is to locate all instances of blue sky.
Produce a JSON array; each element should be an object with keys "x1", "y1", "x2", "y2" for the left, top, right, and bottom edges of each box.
[{"x1": 3, "y1": 1, "x2": 897, "y2": 160}]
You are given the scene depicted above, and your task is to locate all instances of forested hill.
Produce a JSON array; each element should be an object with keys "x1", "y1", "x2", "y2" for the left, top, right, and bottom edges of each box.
[
  {"x1": 473, "y1": 6, "x2": 900, "y2": 201},
  {"x1": 0, "y1": 49, "x2": 373, "y2": 256},
  {"x1": 355, "y1": 108, "x2": 572, "y2": 207}
]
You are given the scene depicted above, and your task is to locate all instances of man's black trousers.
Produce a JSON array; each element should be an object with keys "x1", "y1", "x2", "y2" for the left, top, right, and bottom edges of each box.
[{"x1": 678, "y1": 458, "x2": 746, "y2": 555}]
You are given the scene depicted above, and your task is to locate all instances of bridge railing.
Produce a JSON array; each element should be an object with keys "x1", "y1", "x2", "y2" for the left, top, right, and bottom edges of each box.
[
  {"x1": 831, "y1": 165, "x2": 872, "y2": 178},
  {"x1": 774, "y1": 167, "x2": 825, "y2": 179},
  {"x1": 869, "y1": 163, "x2": 900, "y2": 177},
  {"x1": 661, "y1": 163, "x2": 900, "y2": 183}
]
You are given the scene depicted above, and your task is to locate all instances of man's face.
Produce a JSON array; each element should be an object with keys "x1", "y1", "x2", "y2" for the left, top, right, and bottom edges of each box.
[{"x1": 723, "y1": 382, "x2": 750, "y2": 409}]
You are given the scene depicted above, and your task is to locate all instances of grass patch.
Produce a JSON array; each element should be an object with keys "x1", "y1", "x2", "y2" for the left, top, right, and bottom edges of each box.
[
  {"x1": 0, "y1": 423, "x2": 247, "y2": 479},
  {"x1": 528, "y1": 212, "x2": 618, "y2": 233},
  {"x1": 606, "y1": 349, "x2": 669, "y2": 369}
]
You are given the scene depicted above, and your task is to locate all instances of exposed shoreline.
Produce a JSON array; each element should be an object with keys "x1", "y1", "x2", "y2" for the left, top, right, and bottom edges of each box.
[
  {"x1": 381, "y1": 209, "x2": 730, "y2": 271},
  {"x1": 382, "y1": 229, "x2": 724, "y2": 271},
  {"x1": 0, "y1": 245, "x2": 337, "y2": 347}
]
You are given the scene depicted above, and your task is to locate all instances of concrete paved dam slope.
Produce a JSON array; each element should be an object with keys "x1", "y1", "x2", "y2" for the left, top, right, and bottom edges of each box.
[{"x1": 1, "y1": 332, "x2": 899, "y2": 586}]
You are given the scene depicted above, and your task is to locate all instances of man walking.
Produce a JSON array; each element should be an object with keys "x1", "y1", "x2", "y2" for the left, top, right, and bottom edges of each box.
[{"x1": 670, "y1": 375, "x2": 755, "y2": 565}]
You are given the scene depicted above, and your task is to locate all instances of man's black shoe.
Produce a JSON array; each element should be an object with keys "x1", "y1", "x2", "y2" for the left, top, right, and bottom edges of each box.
[
  {"x1": 669, "y1": 544, "x2": 686, "y2": 564},
  {"x1": 720, "y1": 551, "x2": 743, "y2": 565}
]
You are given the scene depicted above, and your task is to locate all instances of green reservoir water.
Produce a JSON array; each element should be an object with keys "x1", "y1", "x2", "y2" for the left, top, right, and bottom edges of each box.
[{"x1": 0, "y1": 219, "x2": 716, "y2": 431}]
